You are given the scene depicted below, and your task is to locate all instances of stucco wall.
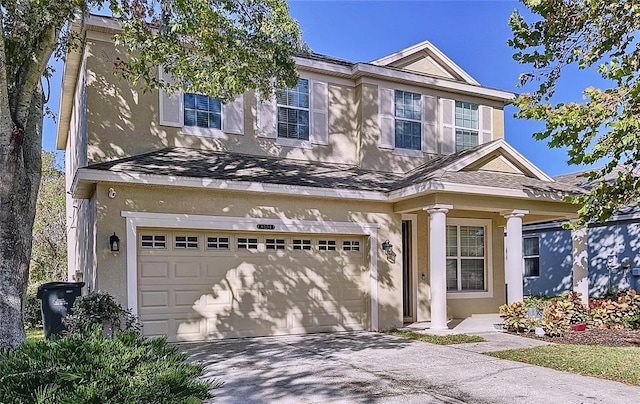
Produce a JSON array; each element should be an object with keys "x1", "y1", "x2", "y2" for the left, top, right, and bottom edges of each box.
[
  {"x1": 523, "y1": 220, "x2": 640, "y2": 298},
  {"x1": 588, "y1": 220, "x2": 640, "y2": 296},
  {"x1": 92, "y1": 183, "x2": 404, "y2": 331},
  {"x1": 522, "y1": 229, "x2": 573, "y2": 297},
  {"x1": 81, "y1": 33, "x2": 507, "y2": 175}
]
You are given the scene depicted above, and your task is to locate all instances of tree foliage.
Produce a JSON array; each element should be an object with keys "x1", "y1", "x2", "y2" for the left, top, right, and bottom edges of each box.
[
  {"x1": 509, "y1": 0, "x2": 640, "y2": 225},
  {"x1": 29, "y1": 151, "x2": 67, "y2": 284},
  {"x1": 0, "y1": 0, "x2": 302, "y2": 350}
]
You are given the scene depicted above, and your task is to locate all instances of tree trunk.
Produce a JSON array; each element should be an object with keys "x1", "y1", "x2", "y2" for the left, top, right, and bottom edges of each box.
[{"x1": 0, "y1": 85, "x2": 43, "y2": 350}]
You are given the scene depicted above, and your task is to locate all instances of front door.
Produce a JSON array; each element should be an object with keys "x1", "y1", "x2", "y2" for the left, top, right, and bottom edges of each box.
[{"x1": 402, "y1": 220, "x2": 414, "y2": 322}]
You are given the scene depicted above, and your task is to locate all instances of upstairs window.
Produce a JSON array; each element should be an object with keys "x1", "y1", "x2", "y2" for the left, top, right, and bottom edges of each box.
[
  {"x1": 184, "y1": 93, "x2": 222, "y2": 129},
  {"x1": 455, "y1": 101, "x2": 479, "y2": 152},
  {"x1": 523, "y1": 236, "x2": 540, "y2": 277},
  {"x1": 394, "y1": 90, "x2": 422, "y2": 150},
  {"x1": 277, "y1": 79, "x2": 309, "y2": 140}
]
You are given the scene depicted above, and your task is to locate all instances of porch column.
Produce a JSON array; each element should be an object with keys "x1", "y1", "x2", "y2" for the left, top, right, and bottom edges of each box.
[
  {"x1": 502, "y1": 210, "x2": 529, "y2": 304},
  {"x1": 572, "y1": 227, "x2": 589, "y2": 305},
  {"x1": 424, "y1": 204, "x2": 453, "y2": 331}
]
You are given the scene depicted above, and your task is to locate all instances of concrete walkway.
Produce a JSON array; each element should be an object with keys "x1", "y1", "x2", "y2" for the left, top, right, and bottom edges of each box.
[{"x1": 182, "y1": 321, "x2": 640, "y2": 403}]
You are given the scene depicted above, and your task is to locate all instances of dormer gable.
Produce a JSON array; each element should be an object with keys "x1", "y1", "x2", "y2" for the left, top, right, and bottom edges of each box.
[
  {"x1": 443, "y1": 139, "x2": 552, "y2": 181},
  {"x1": 370, "y1": 40, "x2": 479, "y2": 85}
]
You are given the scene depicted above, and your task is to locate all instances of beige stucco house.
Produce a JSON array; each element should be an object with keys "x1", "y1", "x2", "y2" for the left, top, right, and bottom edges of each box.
[{"x1": 57, "y1": 15, "x2": 582, "y2": 342}]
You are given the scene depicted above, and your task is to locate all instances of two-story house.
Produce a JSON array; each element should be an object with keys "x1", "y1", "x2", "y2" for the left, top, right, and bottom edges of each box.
[{"x1": 57, "y1": 14, "x2": 583, "y2": 342}]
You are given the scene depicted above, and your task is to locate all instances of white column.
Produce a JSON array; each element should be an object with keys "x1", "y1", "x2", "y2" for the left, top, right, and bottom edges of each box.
[
  {"x1": 424, "y1": 204, "x2": 453, "y2": 331},
  {"x1": 572, "y1": 227, "x2": 589, "y2": 305},
  {"x1": 502, "y1": 210, "x2": 528, "y2": 304}
]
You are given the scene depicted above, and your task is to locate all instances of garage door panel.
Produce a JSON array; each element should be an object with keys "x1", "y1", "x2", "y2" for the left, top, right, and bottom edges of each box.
[
  {"x1": 139, "y1": 231, "x2": 367, "y2": 341},
  {"x1": 140, "y1": 262, "x2": 169, "y2": 278},
  {"x1": 142, "y1": 319, "x2": 170, "y2": 337},
  {"x1": 174, "y1": 262, "x2": 202, "y2": 278},
  {"x1": 140, "y1": 290, "x2": 169, "y2": 308}
]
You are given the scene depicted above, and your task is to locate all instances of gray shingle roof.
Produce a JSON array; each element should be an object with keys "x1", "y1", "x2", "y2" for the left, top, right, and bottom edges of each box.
[
  {"x1": 554, "y1": 166, "x2": 639, "y2": 216},
  {"x1": 86, "y1": 146, "x2": 582, "y2": 197}
]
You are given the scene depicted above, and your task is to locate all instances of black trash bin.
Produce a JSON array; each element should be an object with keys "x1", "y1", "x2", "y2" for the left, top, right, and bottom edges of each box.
[{"x1": 36, "y1": 282, "x2": 85, "y2": 339}]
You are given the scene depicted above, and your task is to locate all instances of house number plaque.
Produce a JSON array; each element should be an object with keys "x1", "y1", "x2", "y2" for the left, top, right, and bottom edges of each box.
[{"x1": 257, "y1": 224, "x2": 275, "y2": 230}]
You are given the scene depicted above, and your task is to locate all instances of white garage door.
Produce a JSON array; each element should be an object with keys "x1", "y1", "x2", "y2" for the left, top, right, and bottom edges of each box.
[{"x1": 137, "y1": 229, "x2": 369, "y2": 341}]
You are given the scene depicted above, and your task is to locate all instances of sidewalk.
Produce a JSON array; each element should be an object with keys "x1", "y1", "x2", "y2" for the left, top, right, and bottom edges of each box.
[{"x1": 399, "y1": 313, "x2": 552, "y2": 352}]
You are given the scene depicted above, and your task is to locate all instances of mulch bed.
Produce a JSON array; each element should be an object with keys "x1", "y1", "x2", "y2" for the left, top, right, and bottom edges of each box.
[{"x1": 513, "y1": 328, "x2": 640, "y2": 347}]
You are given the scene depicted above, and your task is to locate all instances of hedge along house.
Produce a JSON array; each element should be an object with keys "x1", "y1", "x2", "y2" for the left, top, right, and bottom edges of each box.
[{"x1": 57, "y1": 14, "x2": 583, "y2": 342}]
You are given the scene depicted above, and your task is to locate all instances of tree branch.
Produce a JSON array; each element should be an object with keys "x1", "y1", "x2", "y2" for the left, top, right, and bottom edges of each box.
[{"x1": 12, "y1": 24, "x2": 59, "y2": 128}]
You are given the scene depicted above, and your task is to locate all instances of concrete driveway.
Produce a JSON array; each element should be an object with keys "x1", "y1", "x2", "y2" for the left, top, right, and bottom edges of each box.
[{"x1": 181, "y1": 332, "x2": 640, "y2": 403}]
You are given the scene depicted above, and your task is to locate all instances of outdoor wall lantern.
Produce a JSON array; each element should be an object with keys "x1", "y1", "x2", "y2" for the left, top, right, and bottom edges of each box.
[
  {"x1": 381, "y1": 239, "x2": 393, "y2": 255},
  {"x1": 110, "y1": 232, "x2": 120, "y2": 252}
]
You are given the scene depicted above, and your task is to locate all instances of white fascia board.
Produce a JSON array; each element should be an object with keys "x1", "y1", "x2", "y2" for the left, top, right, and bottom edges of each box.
[
  {"x1": 73, "y1": 168, "x2": 388, "y2": 201},
  {"x1": 369, "y1": 40, "x2": 479, "y2": 85},
  {"x1": 293, "y1": 56, "x2": 353, "y2": 76},
  {"x1": 443, "y1": 139, "x2": 553, "y2": 182},
  {"x1": 352, "y1": 64, "x2": 514, "y2": 102},
  {"x1": 121, "y1": 211, "x2": 380, "y2": 235},
  {"x1": 74, "y1": 167, "x2": 571, "y2": 204},
  {"x1": 389, "y1": 180, "x2": 537, "y2": 201}
]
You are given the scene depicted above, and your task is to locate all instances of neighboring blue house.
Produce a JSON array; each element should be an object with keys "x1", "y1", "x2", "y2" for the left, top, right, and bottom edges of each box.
[{"x1": 522, "y1": 168, "x2": 640, "y2": 298}]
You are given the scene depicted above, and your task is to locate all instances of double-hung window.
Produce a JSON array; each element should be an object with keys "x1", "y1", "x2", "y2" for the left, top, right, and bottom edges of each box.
[
  {"x1": 394, "y1": 90, "x2": 422, "y2": 150},
  {"x1": 523, "y1": 236, "x2": 540, "y2": 277},
  {"x1": 184, "y1": 93, "x2": 222, "y2": 129},
  {"x1": 455, "y1": 101, "x2": 479, "y2": 152},
  {"x1": 277, "y1": 79, "x2": 310, "y2": 140},
  {"x1": 446, "y1": 224, "x2": 486, "y2": 291}
]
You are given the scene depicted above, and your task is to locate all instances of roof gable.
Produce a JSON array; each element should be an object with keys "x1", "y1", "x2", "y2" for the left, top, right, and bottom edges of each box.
[
  {"x1": 370, "y1": 40, "x2": 479, "y2": 85},
  {"x1": 440, "y1": 139, "x2": 553, "y2": 181}
]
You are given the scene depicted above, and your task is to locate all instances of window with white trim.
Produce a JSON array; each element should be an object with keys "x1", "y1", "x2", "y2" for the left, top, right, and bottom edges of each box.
[
  {"x1": 237, "y1": 237, "x2": 258, "y2": 250},
  {"x1": 184, "y1": 93, "x2": 221, "y2": 129},
  {"x1": 343, "y1": 240, "x2": 360, "y2": 252},
  {"x1": 175, "y1": 235, "x2": 198, "y2": 249},
  {"x1": 277, "y1": 79, "x2": 309, "y2": 140},
  {"x1": 266, "y1": 238, "x2": 286, "y2": 250},
  {"x1": 455, "y1": 101, "x2": 479, "y2": 152},
  {"x1": 292, "y1": 239, "x2": 312, "y2": 251},
  {"x1": 394, "y1": 90, "x2": 422, "y2": 150},
  {"x1": 523, "y1": 236, "x2": 540, "y2": 277},
  {"x1": 446, "y1": 224, "x2": 486, "y2": 291},
  {"x1": 318, "y1": 240, "x2": 337, "y2": 251},
  {"x1": 206, "y1": 236, "x2": 229, "y2": 250},
  {"x1": 141, "y1": 235, "x2": 166, "y2": 249}
]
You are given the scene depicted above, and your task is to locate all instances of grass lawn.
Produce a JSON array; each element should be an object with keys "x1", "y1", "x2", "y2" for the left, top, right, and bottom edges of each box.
[
  {"x1": 25, "y1": 328, "x2": 44, "y2": 341},
  {"x1": 488, "y1": 344, "x2": 640, "y2": 386},
  {"x1": 388, "y1": 330, "x2": 485, "y2": 345}
]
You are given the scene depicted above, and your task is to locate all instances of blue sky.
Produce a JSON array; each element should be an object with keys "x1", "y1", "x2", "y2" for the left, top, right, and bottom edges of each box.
[{"x1": 44, "y1": 0, "x2": 605, "y2": 176}]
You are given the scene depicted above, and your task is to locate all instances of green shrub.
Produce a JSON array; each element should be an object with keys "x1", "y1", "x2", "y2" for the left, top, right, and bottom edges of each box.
[
  {"x1": 499, "y1": 301, "x2": 530, "y2": 332},
  {"x1": 0, "y1": 328, "x2": 218, "y2": 403},
  {"x1": 65, "y1": 291, "x2": 140, "y2": 337},
  {"x1": 540, "y1": 292, "x2": 589, "y2": 337},
  {"x1": 590, "y1": 290, "x2": 640, "y2": 329},
  {"x1": 24, "y1": 285, "x2": 42, "y2": 329}
]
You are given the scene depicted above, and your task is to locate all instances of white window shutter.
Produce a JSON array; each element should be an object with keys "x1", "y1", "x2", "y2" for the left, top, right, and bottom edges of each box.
[
  {"x1": 480, "y1": 105, "x2": 493, "y2": 144},
  {"x1": 158, "y1": 67, "x2": 183, "y2": 128},
  {"x1": 422, "y1": 95, "x2": 438, "y2": 154},
  {"x1": 440, "y1": 98, "x2": 455, "y2": 154},
  {"x1": 378, "y1": 87, "x2": 395, "y2": 149},
  {"x1": 222, "y1": 94, "x2": 244, "y2": 135},
  {"x1": 309, "y1": 80, "x2": 329, "y2": 145},
  {"x1": 257, "y1": 94, "x2": 277, "y2": 138}
]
